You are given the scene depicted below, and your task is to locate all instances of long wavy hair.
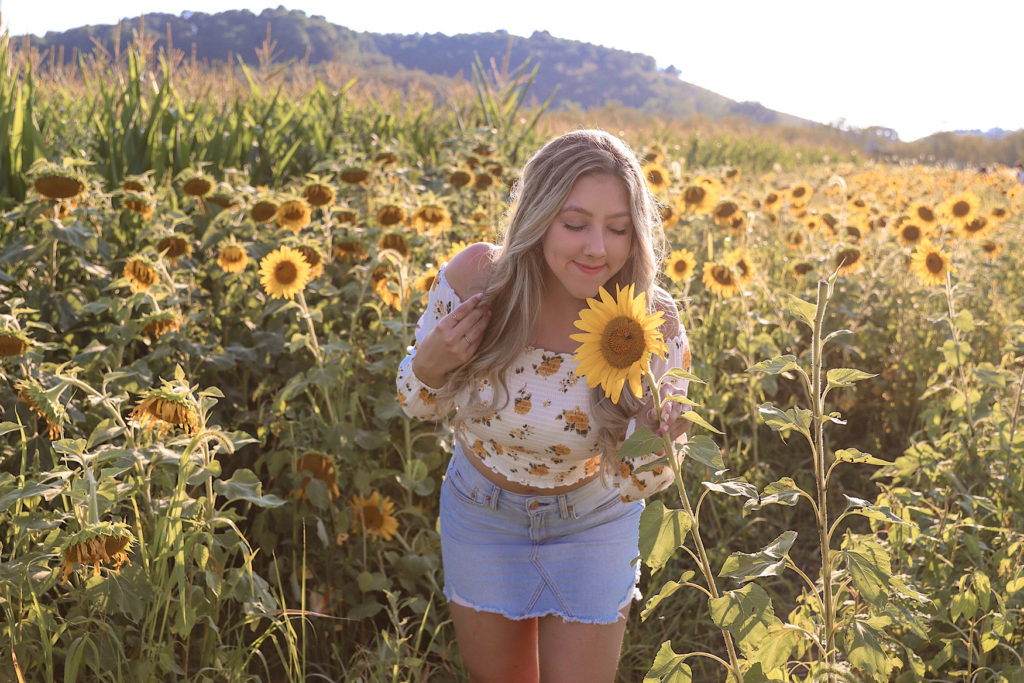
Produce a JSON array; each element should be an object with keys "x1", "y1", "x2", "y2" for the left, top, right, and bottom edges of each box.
[{"x1": 440, "y1": 129, "x2": 670, "y2": 472}]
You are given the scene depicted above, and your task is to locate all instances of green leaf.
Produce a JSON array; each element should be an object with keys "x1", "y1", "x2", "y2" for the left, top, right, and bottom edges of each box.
[
  {"x1": 680, "y1": 410, "x2": 722, "y2": 434},
  {"x1": 941, "y1": 339, "x2": 971, "y2": 368},
  {"x1": 950, "y1": 588, "x2": 978, "y2": 622},
  {"x1": 842, "y1": 538, "x2": 891, "y2": 608},
  {"x1": 0, "y1": 421, "x2": 24, "y2": 437},
  {"x1": 643, "y1": 640, "x2": 691, "y2": 683},
  {"x1": 757, "y1": 404, "x2": 811, "y2": 439},
  {"x1": 845, "y1": 621, "x2": 894, "y2": 680},
  {"x1": 826, "y1": 368, "x2": 878, "y2": 388},
  {"x1": 752, "y1": 624, "x2": 802, "y2": 673},
  {"x1": 1006, "y1": 576, "x2": 1024, "y2": 594},
  {"x1": 659, "y1": 367, "x2": 705, "y2": 385},
  {"x1": 972, "y1": 570, "x2": 992, "y2": 612},
  {"x1": 709, "y1": 583, "x2": 781, "y2": 654},
  {"x1": 641, "y1": 572, "x2": 695, "y2": 621},
  {"x1": 747, "y1": 355, "x2": 800, "y2": 375},
  {"x1": 214, "y1": 469, "x2": 285, "y2": 508},
  {"x1": 782, "y1": 293, "x2": 817, "y2": 329},
  {"x1": 834, "y1": 448, "x2": 891, "y2": 466},
  {"x1": 703, "y1": 480, "x2": 758, "y2": 500},
  {"x1": 719, "y1": 531, "x2": 797, "y2": 582},
  {"x1": 620, "y1": 426, "x2": 664, "y2": 461},
  {"x1": 744, "y1": 477, "x2": 804, "y2": 514},
  {"x1": 682, "y1": 435, "x2": 724, "y2": 470},
  {"x1": 639, "y1": 500, "x2": 691, "y2": 571}
]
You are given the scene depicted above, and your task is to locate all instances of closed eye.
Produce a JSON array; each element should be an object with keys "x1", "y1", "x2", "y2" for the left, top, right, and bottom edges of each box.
[{"x1": 563, "y1": 223, "x2": 585, "y2": 231}]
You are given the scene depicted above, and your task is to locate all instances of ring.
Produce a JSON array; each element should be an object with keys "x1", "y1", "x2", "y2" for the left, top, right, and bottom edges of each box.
[{"x1": 463, "y1": 334, "x2": 469, "y2": 342}]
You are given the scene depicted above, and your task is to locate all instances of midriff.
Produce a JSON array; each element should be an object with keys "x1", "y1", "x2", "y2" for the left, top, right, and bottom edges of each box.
[{"x1": 460, "y1": 444, "x2": 601, "y2": 495}]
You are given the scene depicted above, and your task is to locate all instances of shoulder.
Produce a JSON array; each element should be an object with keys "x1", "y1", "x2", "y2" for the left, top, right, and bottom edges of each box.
[
  {"x1": 651, "y1": 285, "x2": 681, "y2": 339},
  {"x1": 445, "y1": 242, "x2": 496, "y2": 300}
]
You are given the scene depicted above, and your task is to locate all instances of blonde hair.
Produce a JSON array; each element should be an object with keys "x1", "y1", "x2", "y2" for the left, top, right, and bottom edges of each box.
[{"x1": 440, "y1": 129, "x2": 670, "y2": 471}]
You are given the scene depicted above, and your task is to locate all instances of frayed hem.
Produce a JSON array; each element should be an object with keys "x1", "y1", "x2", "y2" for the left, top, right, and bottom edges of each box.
[{"x1": 445, "y1": 586, "x2": 639, "y2": 625}]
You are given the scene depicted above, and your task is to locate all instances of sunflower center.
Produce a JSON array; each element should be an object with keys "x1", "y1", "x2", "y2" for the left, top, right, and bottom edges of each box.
[
  {"x1": 673, "y1": 260, "x2": 689, "y2": 275},
  {"x1": 600, "y1": 316, "x2": 647, "y2": 369},
  {"x1": 903, "y1": 225, "x2": 921, "y2": 240},
  {"x1": 275, "y1": 261, "x2": 298, "y2": 285},
  {"x1": 917, "y1": 207, "x2": 935, "y2": 222},
  {"x1": 361, "y1": 506, "x2": 384, "y2": 530},
  {"x1": 952, "y1": 200, "x2": 970, "y2": 217},
  {"x1": 711, "y1": 265, "x2": 734, "y2": 286},
  {"x1": 792, "y1": 186, "x2": 806, "y2": 199},
  {"x1": 964, "y1": 218, "x2": 986, "y2": 233},
  {"x1": 925, "y1": 253, "x2": 945, "y2": 274},
  {"x1": 684, "y1": 186, "x2": 707, "y2": 203}
]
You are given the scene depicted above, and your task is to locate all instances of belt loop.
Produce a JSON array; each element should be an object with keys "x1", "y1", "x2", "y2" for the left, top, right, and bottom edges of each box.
[
  {"x1": 557, "y1": 494, "x2": 570, "y2": 519},
  {"x1": 487, "y1": 484, "x2": 500, "y2": 510}
]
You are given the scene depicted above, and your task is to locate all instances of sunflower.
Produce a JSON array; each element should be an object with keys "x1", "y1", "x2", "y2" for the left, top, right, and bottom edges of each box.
[
  {"x1": 122, "y1": 178, "x2": 147, "y2": 193},
  {"x1": 206, "y1": 194, "x2": 238, "y2": 211},
  {"x1": 659, "y1": 202, "x2": 680, "y2": 229},
  {"x1": 35, "y1": 173, "x2": 85, "y2": 200},
  {"x1": 16, "y1": 378, "x2": 67, "y2": 440},
  {"x1": 957, "y1": 216, "x2": 991, "y2": 240},
  {"x1": 445, "y1": 240, "x2": 470, "y2": 264},
  {"x1": 123, "y1": 194, "x2": 154, "y2": 219},
  {"x1": 303, "y1": 182, "x2": 335, "y2": 208},
  {"x1": 140, "y1": 311, "x2": 181, "y2": 340},
  {"x1": 763, "y1": 191, "x2": 782, "y2": 213},
  {"x1": 784, "y1": 228, "x2": 806, "y2": 250},
  {"x1": 702, "y1": 261, "x2": 740, "y2": 297},
  {"x1": 340, "y1": 166, "x2": 370, "y2": 185},
  {"x1": 788, "y1": 183, "x2": 813, "y2": 207},
  {"x1": 792, "y1": 262, "x2": 816, "y2": 279},
  {"x1": 988, "y1": 206, "x2": 1010, "y2": 224},
  {"x1": 644, "y1": 164, "x2": 670, "y2": 193},
  {"x1": 472, "y1": 172, "x2": 494, "y2": 190},
  {"x1": 410, "y1": 205, "x2": 453, "y2": 234},
  {"x1": 941, "y1": 191, "x2": 980, "y2": 226},
  {"x1": 378, "y1": 233, "x2": 410, "y2": 258},
  {"x1": 376, "y1": 204, "x2": 407, "y2": 227},
  {"x1": 259, "y1": 246, "x2": 312, "y2": 300},
  {"x1": 181, "y1": 174, "x2": 213, "y2": 197},
  {"x1": 449, "y1": 168, "x2": 473, "y2": 188},
  {"x1": 372, "y1": 265, "x2": 404, "y2": 311},
  {"x1": 414, "y1": 266, "x2": 439, "y2": 293},
  {"x1": 680, "y1": 183, "x2": 719, "y2": 215},
  {"x1": 712, "y1": 200, "x2": 741, "y2": 227},
  {"x1": 217, "y1": 243, "x2": 249, "y2": 273},
  {"x1": 725, "y1": 248, "x2": 754, "y2": 285},
  {"x1": 295, "y1": 452, "x2": 341, "y2": 503},
  {"x1": 276, "y1": 200, "x2": 312, "y2": 234},
  {"x1": 834, "y1": 247, "x2": 863, "y2": 275},
  {"x1": 723, "y1": 167, "x2": 741, "y2": 184},
  {"x1": 569, "y1": 283, "x2": 668, "y2": 404},
  {"x1": 907, "y1": 203, "x2": 938, "y2": 228},
  {"x1": 910, "y1": 239, "x2": 952, "y2": 286},
  {"x1": 980, "y1": 240, "x2": 1002, "y2": 259},
  {"x1": 664, "y1": 249, "x2": 696, "y2": 283},
  {"x1": 296, "y1": 245, "x2": 324, "y2": 279},
  {"x1": 0, "y1": 328, "x2": 29, "y2": 357},
  {"x1": 333, "y1": 240, "x2": 369, "y2": 263},
  {"x1": 157, "y1": 236, "x2": 192, "y2": 266},
  {"x1": 350, "y1": 491, "x2": 399, "y2": 541},
  {"x1": 250, "y1": 200, "x2": 279, "y2": 223},
  {"x1": 130, "y1": 384, "x2": 199, "y2": 437},
  {"x1": 123, "y1": 257, "x2": 158, "y2": 293},
  {"x1": 335, "y1": 208, "x2": 358, "y2": 225},
  {"x1": 894, "y1": 217, "x2": 928, "y2": 247},
  {"x1": 60, "y1": 521, "x2": 135, "y2": 583}
]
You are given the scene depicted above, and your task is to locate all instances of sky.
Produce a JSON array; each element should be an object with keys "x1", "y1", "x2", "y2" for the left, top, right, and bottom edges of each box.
[{"x1": 2, "y1": 0, "x2": 1022, "y2": 142}]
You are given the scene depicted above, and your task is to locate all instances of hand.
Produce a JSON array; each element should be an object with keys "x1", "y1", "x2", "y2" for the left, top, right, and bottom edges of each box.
[
  {"x1": 638, "y1": 387, "x2": 691, "y2": 440},
  {"x1": 412, "y1": 293, "x2": 491, "y2": 388}
]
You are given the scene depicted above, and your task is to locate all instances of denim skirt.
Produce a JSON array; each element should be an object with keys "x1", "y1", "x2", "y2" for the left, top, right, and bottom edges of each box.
[{"x1": 439, "y1": 445, "x2": 644, "y2": 624}]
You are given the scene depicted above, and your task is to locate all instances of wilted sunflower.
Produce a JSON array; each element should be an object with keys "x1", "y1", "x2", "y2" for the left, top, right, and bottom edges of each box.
[
  {"x1": 217, "y1": 242, "x2": 249, "y2": 273},
  {"x1": 130, "y1": 384, "x2": 199, "y2": 436},
  {"x1": 35, "y1": 172, "x2": 85, "y2": 200},
  {"x1": 411, "y1": 204, "x2": 453, "y2": 234},
  {"x1": 472, "y1": 172, "x2": 495, "y2": 190},
  {"x1": 910, "y1": 239, "x2": 952, "y2": 286},
  {"x1": 449, "y1": 169, "x2": 473, "y2": 188},
  {"x1": 335, "y1": 207, "x2": 358, "y2": 226},
  {"x1": 140, "y1": 311, "x2": 181, "y2": 340},
  {"x1": 60, "y1": 521, "x2": 135, "y2": 583},
  {"x1": 784, "y1": 228, "x2": 806, "y2": 250},
  {"x1": 702, "y1": 261, "x2": 740, "y2": 297},
  {"x1": 303, "y1": 182, "x2": 335, "y2": 208},
  {"x1": 372, "y1": 265, "x2": 404, "y2": 311},
  {"x1": 643, "y1": 164, "x2": 670, "y2": 192},
  {"x1": 414, "y1": 266, "x2": 439, "y2": 293},
  {"x1": 792, "y1": 262, "x2": 816, "y2": 279},
  {"x1": 834, "y1": 247, "x2": 864, "y2": 275},
  {"x1": 181, "y1": 173, "x2": 213, "y2": 197},
  {"x1": 157, "y1": 236, "x2": 192, "y2": 266},
  {"x1": 16, "y1": 378, "x2": 67, "y2": 440},
  {"x1": 376, "y1": 204, "x2": 407, "y2": 227},
  {"x1": 123, "y1": 257, "x2": 158, "y2": 293},
  {"x1": 250, "y1": 200, "x2": 279, "y2": 223},
  {"x1": 820, "y1": 212, "x2": 839, "y2": 237},
  {"x1": 725, "y1": 248, "x2": 754, "y2": 285},
  {"x1": 206, "y1": 194, "x2": 238, "y2": 211},
  {"x1": 712, "y1": 201, "x2": 741, "y2": 227},
  {"x1": 259, "y1": 246, "x2": 312, "y2": 300},
  {"x1": 350, "y1": 491, "x2": 399, "y2": 541},
  {"x1": 277, "y1": 200, "x2": 312, "y2": 234},
  {"x1": 378, "y1": 233, "x2": 410, "y2": 258},
  {"x1": 340, "y1": 166, "x2": 370, "y2": 185},
  {"x1": 122, "y1": 177, "x2": 148, "y2": 193},
  {"x1": 295, "y1": 452, "x2": 341, "y2": 503},
  {"x1": 941, "y1": 191, "x2": 980, "y2": 226},
  {"x1": 664, "y1": 249, "x2": 696, "y2": 283},
  {"x1": 333, "y1": 239, "x2": 369, "y2": 263},
  {"x1": 296, "y1": 245, "x2": 324, "y2": 279},
  {"x1": 957, "y1": 215, "x2": 991, "y2": 240},
  {"x1": 569, "y1": 283, "x2": 668, "y2": 404},
  {"x1": 123, "y1": 193, "x2": 154, "y2": 219},
  {"x1": 0, "y1": 328, "x2": 30, "y2": 357}
]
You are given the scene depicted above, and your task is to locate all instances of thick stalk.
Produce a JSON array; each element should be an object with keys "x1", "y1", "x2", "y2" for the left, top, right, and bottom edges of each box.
[{"x1": 943, "y1": 272, "x2": 976, "y2": 443}]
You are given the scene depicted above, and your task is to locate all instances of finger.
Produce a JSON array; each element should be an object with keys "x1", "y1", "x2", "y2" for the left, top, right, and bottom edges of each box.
[{"x1": 448, "y1": 293, "x2": 484, "y2": 326}]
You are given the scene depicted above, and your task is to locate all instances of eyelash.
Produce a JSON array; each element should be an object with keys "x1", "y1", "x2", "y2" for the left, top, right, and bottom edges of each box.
[{"x1": 563, "y1": 223, "x2": 629, "y2": 236}]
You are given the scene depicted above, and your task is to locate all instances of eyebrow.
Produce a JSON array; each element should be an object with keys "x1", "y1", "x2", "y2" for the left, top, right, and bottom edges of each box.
[{"x1": 560, "y1": 204, "x2": 632, "y2": 219}]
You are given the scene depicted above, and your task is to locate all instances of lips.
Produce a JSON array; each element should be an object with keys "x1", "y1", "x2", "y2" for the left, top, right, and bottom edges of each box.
[{"x1": 574, "y1": 261, "x2": 605, "y2": 275}]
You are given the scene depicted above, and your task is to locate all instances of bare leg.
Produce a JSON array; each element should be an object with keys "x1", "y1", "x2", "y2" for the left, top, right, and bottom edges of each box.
[
  {"x1": 536, "y1": 605, "x2": 629, "y2": 683},
  {"x1": 449, "y1": 601, "x2": 540, "y2": 683}
]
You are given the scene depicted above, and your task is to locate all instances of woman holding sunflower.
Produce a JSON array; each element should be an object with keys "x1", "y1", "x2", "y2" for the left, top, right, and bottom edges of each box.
[{"x1": 396, "y1": 130, "x2": 691, "y2": 681}]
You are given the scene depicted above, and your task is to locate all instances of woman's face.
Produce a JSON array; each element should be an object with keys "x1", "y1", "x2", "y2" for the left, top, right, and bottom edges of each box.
[{"x1": 541, "y1": 173, "x2": 634, "y2": 304}]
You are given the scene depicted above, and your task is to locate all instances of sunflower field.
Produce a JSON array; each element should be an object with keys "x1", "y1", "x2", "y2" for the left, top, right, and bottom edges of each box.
[{"x1": 2, "y1": 30, "x2": 1023, "y2": 683}]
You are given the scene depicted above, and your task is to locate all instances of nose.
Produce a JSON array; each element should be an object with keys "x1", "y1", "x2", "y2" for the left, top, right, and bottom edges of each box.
[{"x1": 582, "y1": 226, "x2": 606, "y2": 257}]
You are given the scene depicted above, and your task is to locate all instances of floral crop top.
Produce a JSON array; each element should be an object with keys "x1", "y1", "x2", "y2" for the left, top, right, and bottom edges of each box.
[{"x1": 395, "y1": 267, "x2": 692, "y2": 502}]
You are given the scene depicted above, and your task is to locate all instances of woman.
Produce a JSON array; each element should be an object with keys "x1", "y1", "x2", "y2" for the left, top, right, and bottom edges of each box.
[{"x1": 396, "y1": 129, "x2": 691, "y2": 681}]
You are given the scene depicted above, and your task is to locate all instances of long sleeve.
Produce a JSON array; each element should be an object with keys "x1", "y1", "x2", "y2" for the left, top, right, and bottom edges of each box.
[
  {"x1": 610, "y1": 318, "x2": 692, "y2": 502},
  {"x1": 395, "y1": 268, "x2": 461, "y2": 420}
]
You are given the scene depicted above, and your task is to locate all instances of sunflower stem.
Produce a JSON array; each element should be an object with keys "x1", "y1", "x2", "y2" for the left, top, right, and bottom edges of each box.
[
  {"x1": 296, "y1": 289, "x2": 338, "y2": 426},
  {"x1": 644, "y1": 370, "x2": 741, "y2": 681},
  {"x1": 943, "y1": 269, "x2": 976, "y2": 446}
]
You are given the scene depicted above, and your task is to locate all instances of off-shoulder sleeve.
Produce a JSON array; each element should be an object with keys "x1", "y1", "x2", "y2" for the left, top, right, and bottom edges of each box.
[
  {"x1": 395, "y1": 267, "x2": 462, "y2": 420},
  {"x1": 610, "y1": 310, "x2": 693, "y2": 502}
]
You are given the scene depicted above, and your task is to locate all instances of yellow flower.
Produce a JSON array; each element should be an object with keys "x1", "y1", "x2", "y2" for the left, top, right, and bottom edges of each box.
[
  {"x1": 60, "y1": 521, "x2": 135, "y2": 584},
  {"x1": 907, "y1": 203, "x2": 938, "y2": 228},
  {"x1": 644, "y1": 164, "x2": 670, "y2": 192},
  {"x1": 217, "y1": 243, "x2": 249, "y2": 273},
  {"x1": 702, "y1": 261, "x2": 740, "y2": 297},
  {"x1": 834, "y1": 247, "x2": 863, "y2": 275},
  {"x1": 250, "y1": 200, "x2": 279, "y2": 223},
  {"x1": 157, "y1": 236, "x2": 192, "y2": 266},
  {"x1": 980, "y1": 240, "x2": 1002, "y2": 259},
  {"x1": 181, "y1": 174, "x2": 213, "y2": 197},
  {"x1": 295, "y1": 452, "x2": 341, "y2": 503},
  {"x1": 445, "y1": 240, "x2": 469, "y2": 264},
  {"x1": 725, "y1": 248, "x2": 754, "y2": 285},
  {"x1": 449, "y1": 169, "x2": 473, "y2": 188},
  {"x1": 372, "y1": 265, "x2": 404, "y2": 311},
  {"x1": 910, "y1": 239, "x2": 952, "y2": 286},
  {"x1": 893, "y1": 217, "x2": 929, "y2": 247},
  {"x1": 788, "y1": 183, "x2": 813, "y2": 207},
  {"x1": 411, "y1": 204, "x2": 453, "y2": 235},
  {"x1": 350, "y1": 491, "x2": 399, "y2": 541},
  {"x1": 957, "y1": 216, "x2": 991, "y2": 240},
  {"x1": 414, "y1": 266, "x2": 439, "y2": 293},
  {"x1": 276, "y1": 200, "x2": 312, "y2": 234},
  {"x1": 569, "y1": 284, "x2": 667, "y2": 404},
  {"x1": 123, "y1": 257, "x2": 158, "y2": 293},
  {"x1": 296, "y1": 245, "x2": 324, "y2": 279},
  {"x1": 941, "y1": 191, "x2": 980, "y2": 227},
  {"x1": 259, "y1": 246, "x2": 312, "y2": 300},
  {"x1": 130, "y1": 385, "x2": 199, "y2": 437},
  {"x1": 333, "y1": 239, "x2": 369, "y2": 263},
  {"x1": 140, "y1": 311, "x2": 181, "y2": 340},
  {"x1": 679, "y1": 182, "x2": 719, "y2": 215},
  {"x1": 664, "y1": 249, "x2": 696, "y2": 283},
  {"x1": 784, "y1": 228, "x2": 806, "y2": 250}
]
